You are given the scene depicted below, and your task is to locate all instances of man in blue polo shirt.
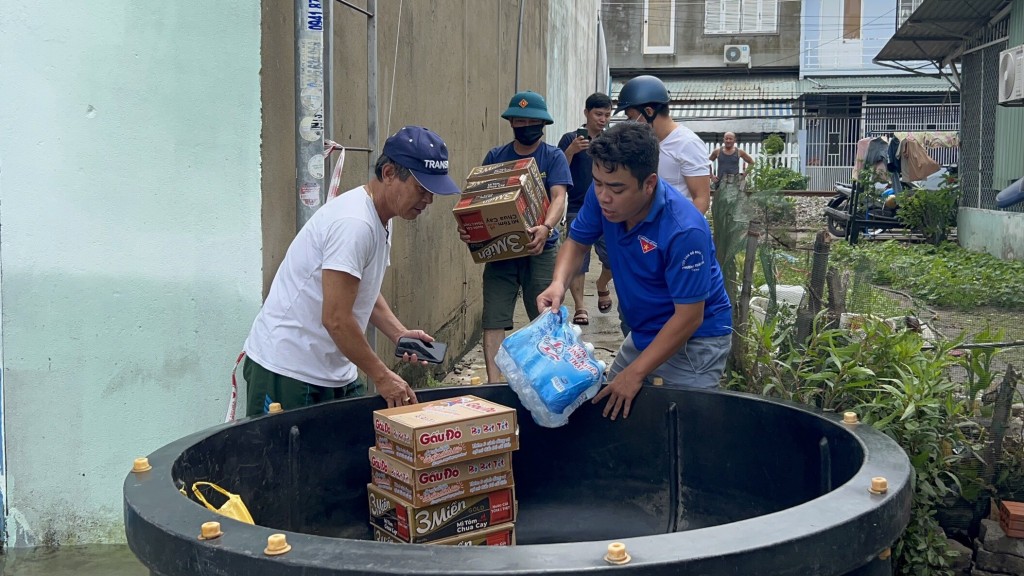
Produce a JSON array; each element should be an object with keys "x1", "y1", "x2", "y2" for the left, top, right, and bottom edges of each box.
[{"x1": 537, "y1": 122, "x2": 732, "y2": 421}]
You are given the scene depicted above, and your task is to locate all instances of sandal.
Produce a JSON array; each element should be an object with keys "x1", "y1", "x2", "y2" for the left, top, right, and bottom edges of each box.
[
  {"x1": 573, "y1": 309, "x2": 590, "y2": 326},
  {"x1": 597, "y1": 290, "x2": 612, "y2": 314}
]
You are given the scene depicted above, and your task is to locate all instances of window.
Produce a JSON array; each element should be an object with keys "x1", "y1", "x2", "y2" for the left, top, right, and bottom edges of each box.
[
  {"x1": 705, "y1": 0, "x2": 778, "y2": 35},
  {"x1": 843, "y1": 0, "x2": 861, "y2": 40},
  {"x1": 898, "y1": 0, "x2": 924, "y2": 27},
  {"x1": 643, "y1": 0, "x2": 675, "y2": 54}
]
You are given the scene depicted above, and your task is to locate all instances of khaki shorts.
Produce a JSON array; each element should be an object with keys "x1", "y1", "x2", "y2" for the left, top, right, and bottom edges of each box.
[
  {"x1": 481, "y1": 247, "x2": 557, "y2": 330},
  {"x1": 608, "y1": 333, "x2": 732, "y2": 389}
]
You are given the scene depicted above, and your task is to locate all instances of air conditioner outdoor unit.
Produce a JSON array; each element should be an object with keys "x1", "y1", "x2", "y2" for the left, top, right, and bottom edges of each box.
[
  {"x1": 998, "y1": 44, "x2": 1024, "y2": 105},
  {"x1": 724, "y1": 44, "x2": 751, "y2": 66}
]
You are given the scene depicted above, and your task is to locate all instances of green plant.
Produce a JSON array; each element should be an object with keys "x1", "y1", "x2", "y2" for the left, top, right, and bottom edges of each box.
[
  {"x1": 897, "y1": 177, "x2": 959, "y2": 245},
  {"x1": 762, "y1": 133, "x2": 785, "y2": 155},
  {"x1": 727, "y1": 317, "x2": 967, "y2": 575},
  {"x1": 748, "y1": 160, "x2": 808, "y2": 192},
  {"x1": 830, "y1": 241, "x2": 1024, "y2": 311}
]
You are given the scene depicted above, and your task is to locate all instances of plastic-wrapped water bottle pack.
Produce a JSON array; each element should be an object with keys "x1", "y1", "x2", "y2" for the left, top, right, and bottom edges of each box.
[{"x1": 494, "y1": 306, "x2": 606, "y2": 428}]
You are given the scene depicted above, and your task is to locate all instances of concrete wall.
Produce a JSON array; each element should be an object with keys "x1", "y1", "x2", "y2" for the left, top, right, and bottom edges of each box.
[
  {"x1": 261, "y1": 0, "x2": 598, "y2": 377},
  {"x1": 959, "y1": 209, "x2": 1024, "y2": 262},
  {"x1": 546, "y1": 2, "x2": 605, "y2": 144},
  {"x1": 0, "y1": 2, "x2": 263, "y2": 546},
  {"x1": 602, "y1": 0, "x2": 801, "y2": 71}
]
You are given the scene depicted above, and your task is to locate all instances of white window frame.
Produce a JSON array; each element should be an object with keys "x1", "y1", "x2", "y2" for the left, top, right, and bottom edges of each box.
[
  {"x1": 643, "y1": 0, "x2": 676, "y2": 55},
  {"x1": 705, "y1": 0, "x2": 778, "y2": 35}
]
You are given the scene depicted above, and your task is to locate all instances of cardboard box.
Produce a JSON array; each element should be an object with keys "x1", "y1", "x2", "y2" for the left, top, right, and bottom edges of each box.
[
  {"x1": 464, "y1": 173, "x2": 549, "y2": 225},
  {"x1": 367, "y1": 483, "x2": 516, "y2": 543},
  {"x1": 373, "y1": 395, "x2": 518, "y2": 468},
  {"x1": 453, "y1": 188, "x2": 534, "y2": 244},
  {"x1": 463, "y1": 230, "x2": 533, "y2": 264},
  {"x1": 369, "y1": 447, "x2": 514, "y2": 507},
  {"x1": 373, "y1": 522, "x2": 516, "y2": 546},
  {"x1": 465, "y1": 157, "x2": 544, "y2": 190}
]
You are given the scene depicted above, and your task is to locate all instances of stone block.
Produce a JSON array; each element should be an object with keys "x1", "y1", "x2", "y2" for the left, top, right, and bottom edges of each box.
[
  {"x1": 980, "y1": 519, "x2": 1024, "y2": 557},
  {"x1": 975, "y1": 549, "x2": 1024, "y2": 574},
  {"x1": 946, "y1": 537, "x2": 973, "y2": 571}
]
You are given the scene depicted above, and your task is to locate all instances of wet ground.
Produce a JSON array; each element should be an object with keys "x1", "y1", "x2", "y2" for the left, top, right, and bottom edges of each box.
[
  {"x1": 0, "y1": 268, "x2": 627, "y2": 575},
  {"x1": 0, "y1": 545, "x2": 148, "y2": 576}
]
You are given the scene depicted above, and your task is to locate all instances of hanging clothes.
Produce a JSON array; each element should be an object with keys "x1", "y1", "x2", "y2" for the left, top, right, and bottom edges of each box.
[{"x1": 899, "y1": 138, "x2": 940, "y2": 182}]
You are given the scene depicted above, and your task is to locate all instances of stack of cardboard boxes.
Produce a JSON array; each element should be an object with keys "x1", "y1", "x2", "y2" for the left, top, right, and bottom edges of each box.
[
  {"x1": 368, "y1": 395, "x2": 519, "y2": 545},
  {"x1": 452, "y1": 158, "x2": 550, "y2": 264}
]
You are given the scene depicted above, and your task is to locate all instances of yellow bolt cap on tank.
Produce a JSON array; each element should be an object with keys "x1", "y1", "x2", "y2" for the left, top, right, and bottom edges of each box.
[
  {"x1": 843, "y1": 412, "x2": 859, "y2": 424},
  {"x1": 869, "y1": 477, "x2": 888, "y2": 495},
  {"x1": 604, "y1": 542, "x2": 631, "y2": 565},
  {"x1": 652, "y1": 377, "x2": 664, "y2": 386},
  {"x1": 132, "y1": 457, "x2": 152, "y2": 473},
  {"x1": 470, "y1": 376, "x2": 482, "y2": 386},
  {"x1": 268, "y1": 402, "x2": 283, "y2": 414},
  {"x1": 878, "y1": 547, "x2": 892, "y2": 560},
  {"x1": 198, "y1": 521, "x2": 223, "y2": 540},
  {"x1": 264, "y1": 533, "x2": 292, "y2": 556}
]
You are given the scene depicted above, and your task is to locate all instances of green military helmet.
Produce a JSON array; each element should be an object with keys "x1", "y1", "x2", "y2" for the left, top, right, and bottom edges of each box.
[{"x1": 501, "y1": 90, "x2": 554, "y2": 124}]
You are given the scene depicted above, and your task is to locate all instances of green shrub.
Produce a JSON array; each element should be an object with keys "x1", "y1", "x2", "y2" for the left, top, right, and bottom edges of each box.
[
  {"x1": 727, "y1": 317, "x2": 965, "y2": 575},
  {"x1": 897, "y1": 177, "x2": 959, "y2": 245}
]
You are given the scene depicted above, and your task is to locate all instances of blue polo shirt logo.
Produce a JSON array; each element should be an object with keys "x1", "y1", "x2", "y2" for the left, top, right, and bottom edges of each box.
[
  {"x1": 681, "y1": 250, "x2": 705, "y2": 271},
  {"x1": 639, "y1": 236, "x2": 657, "y2": 253}
]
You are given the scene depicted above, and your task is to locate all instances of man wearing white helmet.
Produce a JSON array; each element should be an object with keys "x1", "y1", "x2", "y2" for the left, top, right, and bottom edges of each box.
[{"x1": 615, "y1": 75, "x2": 712, "y2": 215}]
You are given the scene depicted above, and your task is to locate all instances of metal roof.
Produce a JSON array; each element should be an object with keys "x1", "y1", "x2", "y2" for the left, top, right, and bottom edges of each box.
[
  {"x1": 875, "y1": 0, "x2": 1010, "y2": 63},
  {"x1": 612, "y1": 75, "x2": 804, "y2": 101},
  {"x1": 611, "y1": 75, "x2": 955, "y2": 101},
  {"x1": 801, "y1": 75, "x2": 955, "y2": 94}
]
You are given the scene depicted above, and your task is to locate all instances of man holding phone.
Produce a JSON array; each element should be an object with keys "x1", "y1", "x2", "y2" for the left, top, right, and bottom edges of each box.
[
  {"x1": 557, "y1": 93, "x2": 612, "y2": 326},
  {"x1": 242, "y1": 126, "x2": 460, "y2": 415}
]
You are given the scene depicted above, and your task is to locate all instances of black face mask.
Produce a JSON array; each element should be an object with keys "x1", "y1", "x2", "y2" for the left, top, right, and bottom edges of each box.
[{"x1": 513, "y1": 124, "x2": 545, "y2": 146}]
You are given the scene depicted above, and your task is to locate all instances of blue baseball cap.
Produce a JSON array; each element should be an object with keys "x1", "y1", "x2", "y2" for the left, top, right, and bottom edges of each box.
[{"x1": 382, "y1": 126, "x2": 460, "y2": 195}]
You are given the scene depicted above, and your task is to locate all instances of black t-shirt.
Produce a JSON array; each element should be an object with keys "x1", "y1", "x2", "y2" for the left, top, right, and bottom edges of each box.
[{"x1": 558, "y1": 129, "x2": 594, "y2": 214}]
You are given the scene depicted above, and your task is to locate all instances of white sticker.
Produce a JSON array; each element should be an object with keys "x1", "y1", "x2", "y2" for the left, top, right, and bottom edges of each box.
[
  {"x1": 299, "y1": 114, "x2": 324, "y2": 141},
  {"x1": 300, "y1": 182, "x2": 321, "y2": 207},
  {"x1": 307, "y1": 156, "x2": 325, "y2": 180},
  {"x1": 300, "y1": 87, "x2": 323, "y2": 111}
]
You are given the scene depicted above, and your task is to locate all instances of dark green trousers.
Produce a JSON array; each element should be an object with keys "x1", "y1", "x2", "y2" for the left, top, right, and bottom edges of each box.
[{"x1": 243, "y1": 356, "x2": 365, "y2": 416}]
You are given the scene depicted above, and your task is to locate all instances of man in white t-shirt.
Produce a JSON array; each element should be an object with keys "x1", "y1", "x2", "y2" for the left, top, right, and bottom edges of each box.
[
  {"x1": 243, "y1": 126, "x2": 460, "y2": 415},
  {"x1": 615, "y1": 75, "x2": 712, "y2": 214}
]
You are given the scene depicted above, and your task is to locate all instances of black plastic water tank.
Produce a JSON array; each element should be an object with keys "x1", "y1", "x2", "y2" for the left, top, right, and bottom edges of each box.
[{"x1": 125, "y1": 385, "x2": 911, "y2": 575}]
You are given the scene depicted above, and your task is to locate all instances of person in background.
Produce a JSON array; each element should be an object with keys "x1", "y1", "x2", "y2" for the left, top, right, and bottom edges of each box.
[
  {"x1": 459, "y1": 90, "x2": 572, "y2": 384},
  {"x1": 537, "y1": 122, "x2": 732, "y2": 421},
  {"x1": 709, "y1": 132, "x2": 753, "y2": 187},
  {"x1": 243, "y1": 126, "x2": 461, "y2": 415},
  {"x1": 615, "y1": 75, "x2": 712, "y2": 215},
  {"x1": 557, "y1": 92, "x2": 612, "y2": 326}
]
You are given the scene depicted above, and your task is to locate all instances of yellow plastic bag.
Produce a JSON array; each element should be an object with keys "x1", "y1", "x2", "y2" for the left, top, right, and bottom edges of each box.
[{"x1": 192, "y1": 481, "x2": 255, "y2": 525}]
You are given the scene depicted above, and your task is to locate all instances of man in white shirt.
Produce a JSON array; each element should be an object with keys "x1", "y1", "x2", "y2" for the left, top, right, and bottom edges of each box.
[
  {"x1": 243, "y1": 126, "x2": 460, "y2": 415},
  {"x1": 615, "y1": 75, "x2": 712, "y2": 214}
]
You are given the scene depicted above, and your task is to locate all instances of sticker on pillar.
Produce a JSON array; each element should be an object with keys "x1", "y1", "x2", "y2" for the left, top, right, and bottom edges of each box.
[
  {"x1": 300, "y1": 87, "x2": 323, "y2": 112},
  {"x1": 300, "y1": 182, "x2": 321, "y2": 208},
  {"x1": 300, "y1": 114, "x2": 324, "y2": 142},
  {"x1": 307, "y1": 155, "x2": 325, "y2": 180}
]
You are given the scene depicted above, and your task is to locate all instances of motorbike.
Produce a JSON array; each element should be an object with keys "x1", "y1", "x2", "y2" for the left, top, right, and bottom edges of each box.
[{"x1": 823, "y1": 166, "x2": 957, "y2": 243}]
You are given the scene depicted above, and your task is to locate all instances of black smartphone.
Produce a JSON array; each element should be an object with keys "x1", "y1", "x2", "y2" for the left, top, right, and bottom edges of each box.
[
  {"x1": 575, "y1": 127, "x2": 591, "y2": 141},
  {"x1": 395, "y1": 337, "x2": 448, "y2": 364}
]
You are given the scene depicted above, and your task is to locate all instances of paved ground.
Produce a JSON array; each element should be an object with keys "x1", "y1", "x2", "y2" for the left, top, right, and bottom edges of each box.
[{"x1": 439, "y1": 266, "x2": 625, "y2": 386}]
